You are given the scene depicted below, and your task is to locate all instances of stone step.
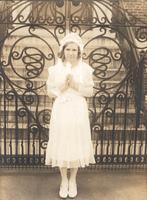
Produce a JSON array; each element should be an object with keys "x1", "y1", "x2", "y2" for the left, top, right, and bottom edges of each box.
[
  {"x1": 0, "y1": 123, "x2": 145, "y2": 130},
  {"x1": 2, "y1": 70, "x2": 126, "y2": 84},
  {"x1": 2, "y1": 63, "x2": 126, "y2": 73},
  {"x1": 0, "y1": 138, "x2": 146, "y2": 156},
  {"x1": 0, "y1": 114, "x2": 144, "y2": 128},
  {"x1": 2, "y1": 32, "x2": 117, "y2": 46},
  {"x1": 0, "y1": 76, "x2": 126, "y2": 86},
  {"x1": 0, "y1": 106, "x2": 138, "y2": 112}
]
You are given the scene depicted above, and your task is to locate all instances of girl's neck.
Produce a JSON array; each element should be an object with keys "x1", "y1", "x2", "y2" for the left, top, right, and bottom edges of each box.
[{"x1": 64, "y1": 60, "x2": 79, "y2": 68}]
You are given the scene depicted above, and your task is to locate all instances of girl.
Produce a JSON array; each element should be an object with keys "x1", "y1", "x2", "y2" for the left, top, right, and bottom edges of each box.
[{"x1": 45, "y1": 32, "x2": 95, "y2": 199}]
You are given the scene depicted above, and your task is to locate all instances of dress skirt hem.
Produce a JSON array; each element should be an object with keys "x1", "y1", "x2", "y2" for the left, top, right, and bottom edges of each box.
[{"x1": 45, "y1": 157, "x2": 95, "y2": 169}]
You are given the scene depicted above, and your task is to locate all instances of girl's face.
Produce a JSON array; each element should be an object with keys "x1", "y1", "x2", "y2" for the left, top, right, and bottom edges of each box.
[{"x1": 64, "y1": 42, "x2": 79, "y2": 63}]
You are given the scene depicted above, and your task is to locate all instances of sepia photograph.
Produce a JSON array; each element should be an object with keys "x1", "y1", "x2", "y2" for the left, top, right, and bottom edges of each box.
[{"x1": 0, "y1": 0, "x2": 147, "y2": 199}]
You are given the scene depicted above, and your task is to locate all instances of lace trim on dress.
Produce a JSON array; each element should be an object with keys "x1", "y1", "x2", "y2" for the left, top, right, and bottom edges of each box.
[{"x1": 45, "y1": 157, "x2": 95, "y2": 168}]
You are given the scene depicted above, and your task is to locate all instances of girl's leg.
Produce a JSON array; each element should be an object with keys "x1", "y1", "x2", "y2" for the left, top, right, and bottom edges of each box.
[
  {"x1": 69, "y1": 167, "x2": 78, "y2": 198},
  {"x1": 69, "y1": 167, "x2": 78, "y2": 183},
  {"x1": 59, "y1": 167, "x2": 68, "y2": 185},
  {"x1": 59, "y1": 167, "x2": 68, "y2": 198}
]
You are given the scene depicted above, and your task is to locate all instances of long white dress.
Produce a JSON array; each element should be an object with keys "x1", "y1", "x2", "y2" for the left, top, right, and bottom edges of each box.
[{"x1": 45, "y1": 60, "x2": 95, "y2": 168}]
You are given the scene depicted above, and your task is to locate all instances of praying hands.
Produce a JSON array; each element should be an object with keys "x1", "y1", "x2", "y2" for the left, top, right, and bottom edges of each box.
[{"x1": 60, "y1": 74, "x2": 79, "y2": 93}]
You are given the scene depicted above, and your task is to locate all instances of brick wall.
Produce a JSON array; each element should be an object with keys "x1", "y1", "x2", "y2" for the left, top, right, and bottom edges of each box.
[{"x1": 122, "y1": 0, "x2": 147, "y2": 22}]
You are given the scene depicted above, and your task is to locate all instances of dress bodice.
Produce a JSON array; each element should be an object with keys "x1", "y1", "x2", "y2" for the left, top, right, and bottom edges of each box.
[{"x1": 46, "y1": 60, "x2": 94, "y2": 98}]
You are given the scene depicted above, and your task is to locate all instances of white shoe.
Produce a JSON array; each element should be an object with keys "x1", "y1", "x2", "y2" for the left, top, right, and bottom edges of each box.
[
  {"x1": 68, "y1": 180, "x2": 77, "y2": 198},
  {"x1": 59, "y1": 181, "x2": 68, "y2": 199}
]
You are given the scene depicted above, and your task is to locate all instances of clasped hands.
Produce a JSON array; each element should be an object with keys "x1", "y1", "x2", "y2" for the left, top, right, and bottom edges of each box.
[{"x1": 60, "y1": 74, "x2": 79, "y2": 93}]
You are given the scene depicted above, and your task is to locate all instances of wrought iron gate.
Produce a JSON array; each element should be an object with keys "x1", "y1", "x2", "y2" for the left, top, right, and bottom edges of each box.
[{"x1": 0, "y1": 0, "x2": 147, "y2": 167}]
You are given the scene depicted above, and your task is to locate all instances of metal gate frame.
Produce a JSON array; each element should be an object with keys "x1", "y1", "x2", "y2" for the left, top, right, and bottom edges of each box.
[{"x1": 0, "y1": 0, "x2": 147, "y2": 168}]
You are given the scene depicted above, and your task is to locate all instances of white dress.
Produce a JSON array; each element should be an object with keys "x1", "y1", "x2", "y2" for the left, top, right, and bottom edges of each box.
[{"x1": 45, "y1": 60, "x2": 95, "y2": 168}]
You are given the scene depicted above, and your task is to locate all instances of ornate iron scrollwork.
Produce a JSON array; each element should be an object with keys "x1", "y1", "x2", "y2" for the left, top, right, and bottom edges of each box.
[{"x1": 0, "y1": 0, "x2": 147, "y2": 167}]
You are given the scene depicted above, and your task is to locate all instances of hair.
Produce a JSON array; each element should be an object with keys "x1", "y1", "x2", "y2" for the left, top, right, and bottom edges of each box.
[{"x1": 58, "y1": 42, "x2": 82, "y2": 62}]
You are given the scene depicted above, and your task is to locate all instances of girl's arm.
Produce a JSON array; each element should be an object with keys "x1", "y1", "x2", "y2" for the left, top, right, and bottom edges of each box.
[
  {"x1": 78, "y1": 71, "x2": 94, "y2": 97},
  {"x1": 46, "y1": 67, "x2": 70, "y2": 97},
  {"x1": 46, "y1": 67, "x2": 61, "y2": 97},
  {"x1": 69, "y1": 67, "x2": 94, "y2": 97}
]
